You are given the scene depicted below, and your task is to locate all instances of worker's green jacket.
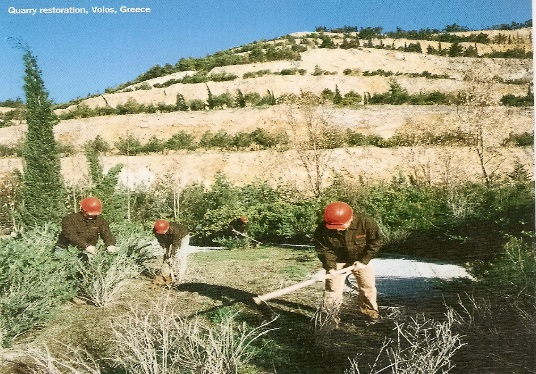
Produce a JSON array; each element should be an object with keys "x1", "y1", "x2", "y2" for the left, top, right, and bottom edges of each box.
[
  {"x1": 56, "y1": 212, "x2": 116, "y2": 250},
  {"x1": 153, "y1": 222, "x2": 189, "y2": 260},
  {"x1": 314, "y1": 213, "x2": 382, "y2": 271}
]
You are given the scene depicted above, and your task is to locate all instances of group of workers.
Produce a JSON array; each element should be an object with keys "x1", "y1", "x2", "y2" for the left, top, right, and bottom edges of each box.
[{"x1": 56, "y1": 196, "x2": 382, "y2": 324}]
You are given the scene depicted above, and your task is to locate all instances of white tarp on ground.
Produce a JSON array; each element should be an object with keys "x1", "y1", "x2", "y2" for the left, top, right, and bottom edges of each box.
[
  {"x1": 160, "y1": 243, "x2": 474, "y2": 298},
  {"x1": 358, "y1": 257, "x2": 474, "y2": 298}
]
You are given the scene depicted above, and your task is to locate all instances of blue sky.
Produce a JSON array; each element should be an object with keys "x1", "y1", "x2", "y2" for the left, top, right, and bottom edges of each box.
[{"x1": 0, "y1": 0, "x2": 532, "y2": 103}]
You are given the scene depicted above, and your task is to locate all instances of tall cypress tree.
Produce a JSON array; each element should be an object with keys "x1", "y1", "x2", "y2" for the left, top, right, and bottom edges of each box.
[{"x1": 20, "y1": 50, "x2": 65, "y2": 226}]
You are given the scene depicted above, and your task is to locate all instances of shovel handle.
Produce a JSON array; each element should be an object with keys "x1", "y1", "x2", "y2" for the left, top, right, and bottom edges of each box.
[{"x1": 253, "y1": 265, "x2": 355, "y2": 304}]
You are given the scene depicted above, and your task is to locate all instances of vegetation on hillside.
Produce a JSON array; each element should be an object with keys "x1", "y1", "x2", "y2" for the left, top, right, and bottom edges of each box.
[{"x1": 29, "y1": 19, "x2": 527, "y2": 104}]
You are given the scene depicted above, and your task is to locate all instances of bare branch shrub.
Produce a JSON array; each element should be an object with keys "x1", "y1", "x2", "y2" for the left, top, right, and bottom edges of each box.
[
  {"x1": 346, "y1": 310, "x2": 464, "y2": 374},
  {"x1": 20, "y1": 342, "x2": 102, "y2": 374},
  {"x1": 455, "y1": 60, "x2": 507, "y2": 186},
  {"x1": 76, "y1": 251, "x2": 140, "y2": 307},
  {"x1": 281, "y1": 92, "x2": 342, "y2": 197},
  {"x1": 311, "y1": 302, "x2": 340, "y2": 339},
  {"x1": 111, "y1": 296, "x2": 275, "y2": 374}
]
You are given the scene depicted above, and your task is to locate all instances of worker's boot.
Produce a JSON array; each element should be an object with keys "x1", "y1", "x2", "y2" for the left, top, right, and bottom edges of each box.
[
  {"x1": 162, "y1": 274, "x2": 173, "y2": 286},
  {"x1": 151, "y1": 275, "x2": 172, "y2": 288},
  {"x1": 360, "y1": 308, "x2": 381, "y2": 321}
]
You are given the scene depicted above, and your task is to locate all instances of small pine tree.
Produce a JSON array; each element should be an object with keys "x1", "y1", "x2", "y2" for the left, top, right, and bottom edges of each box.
[
  {"x1": 20, "y1": 50, "x2": 65, "y2": 226},
  {"x1": 333, "y1": 85, "x2": 343, "y2": 105},
  {"x1": 85, "y1": 144, "x2": 125, "y2": 222},
  {"x1": 235, "y1": 89, "x2": 246, "y2": 108},
  {"x1": 175, "y1": 93, "x2": 189, "y2": 111},
  {"x1": 206, "y1": 85, "x2": 215, "y2": 109}
]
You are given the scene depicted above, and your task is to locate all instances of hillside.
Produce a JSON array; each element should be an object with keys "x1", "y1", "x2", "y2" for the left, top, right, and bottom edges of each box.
[{"x1": 0, "y1": 27, "x2": 533, "y2": 190}]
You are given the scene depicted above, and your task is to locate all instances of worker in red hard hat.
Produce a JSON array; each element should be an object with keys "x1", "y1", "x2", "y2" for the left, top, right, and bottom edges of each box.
[
  {"x1": 226, "y1": 215, "x2": 255, "y2": 247},
  {"x1": 56, "y1": 197, "x2": 117, "y2": 258},
  {"x1": 229, "y1": 215, "x2": 249, "y2": 234},
  {"x1": 314, "y1": 201, "x2": 382, "y2": 326},
  {"x1": 152, "y1": 219, "x2": 189, "y2": 286}
]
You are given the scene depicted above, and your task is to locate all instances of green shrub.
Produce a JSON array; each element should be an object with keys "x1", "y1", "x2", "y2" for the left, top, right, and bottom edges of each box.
[
  {"x1": 85, "y1": 135, "x2": 111, "y2": 154},
  {"x1": 339, "y1": 90, "x2": 362, "y2": 106},
  {"x1": 250, "y1": 128, "x2": 279, "y2": 149},
  {"x1": 471, "y1": 234, "x2": 535, "y2": 308},
  {"x1": 0, "y1": 143, "x2": 23, "y2": 157},
  {"x1": 75, "y1": 222, "x2": 154, "y2": 306},
  {"x1": 345, "y1": 130, "x2": 384, "y2": 147},
  {"x1": 199, "y1": 130, "x2": 233, "y2": 150},
  {"x1": 115, "y1": 135, "x2": 144, "y2": 155},
  {"x1": 232, "y1": 132, "x2": 254, "y2": 149},
  {"x1": 502, "y1": 131, "x2": 534, "y2": 146},
  {"x1": 244, "y1": 92, "x2": 262, "y2": 106},
  {"x1": 166, "y1": 131, "x2": 197, "y2": 151},
  {"x1": 251, "y1": 201, "x2": 319, "y2": 243},
  {"x1": 208, "y1": 72, "x2": 238, "y2": 82},
  {"x1": 500, "y1": 93, "x2": 534, "y2": 107},
  {"x1": 189, "y1": 99, "x2": 206, "y2": 111},
  {"x1": 116, "y1": 98, "x2": 146, "y2": 115},
  {"x1": 0, "y1": 225, "x2": 77, "y2": 347},
  {"x1": 142, "y1": 135, "x2": 166, "y2": 153}
]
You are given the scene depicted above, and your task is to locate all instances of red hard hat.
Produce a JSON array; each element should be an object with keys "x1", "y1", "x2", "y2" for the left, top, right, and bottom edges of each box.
[
  {"x1": 324, "y1": 202, "x2": 353, "y2": 229},
  {"x1": 80, "y1": 197, "x2": 102, "y2": 215},
  {"x1": 154, "y1": 219, "x2": 170, "y2": 234}
]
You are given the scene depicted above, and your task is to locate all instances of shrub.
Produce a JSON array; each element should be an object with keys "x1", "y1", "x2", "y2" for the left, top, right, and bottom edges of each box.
[
  {"x1": 76, "y1": 222, "x2": 154, "y2": 307},
  {"x1": 346, "y1": 310, "x2": 464, "y2": 374},
  {"x1": 85, "y1": 136, "x2": 111, "y2": 154},
  {"x1": 258, "y1": 90, "x2": 277, "y2": 106},
  {"x1": 116, "y1": 98, "x2": 146, "y2": 115},
  {"x1": 111, "y1": 297, "x2": 274, "y2": 374},
  {"x1": 244, "y1": 92, "x2": 262, "y2": 106},
  {"x1": 501, "y1": 131, "x2": 534, "y2": 146},
  {"x1": 0, "y1": 143, "x2": 23, "y2": 157},
  {"x1": 0, "y1": 225, "x2": 77, "y2": 347},
  {"x1": 339, "y1": 90, "x2": 362, "y2": 106},
  {"x1": 500, "y1": 93, "x2": 534, "y2": 107},
  {"x1": 208, "y1": 72, "x2": 238, "y2": 82},
  {"x1": 249, "y1": 128, "x2": 279, "y2": 149},
  {"x1": 165, "y1": 131, "x2": 197, "y2": 151},
  {"x1": 471, "y1": 234, "x2": 535, "y2": 309},
  {"x1": 76, "y1": 250, "x2": 141, "y2": 307},
  {"x1": 21, "y1": 343, "x2": 102, "y2": 373},
  {"x1": 231, "y1": 131, "x2": 254, "y2": 149},
  {"x1": 115, "y1": 135, "x2": 144, "y2": 155},
  {"x1": 142, "y1": 135, "x2": 165, "y2": 153},
  {"x1": 175, "y1": 94, "x2": 189, "y2": 111},
  {"x1": 189, "y1": 99, "x2": 207, "y2": 111},
  {"x1": 199, "y1": 130, "x2": 233, "y2": 150}
]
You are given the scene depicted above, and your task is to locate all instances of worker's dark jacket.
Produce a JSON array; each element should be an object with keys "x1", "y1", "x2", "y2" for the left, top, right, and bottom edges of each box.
[
  {"x1": 314, "y1": 213, "x2": 381, "y2": 271},
  {"x1": 56, "y1": 212, "x2": 116, "y2": 250},
  {"x1": 153, "y1": 222, "x2": 189, "y2": 260}
]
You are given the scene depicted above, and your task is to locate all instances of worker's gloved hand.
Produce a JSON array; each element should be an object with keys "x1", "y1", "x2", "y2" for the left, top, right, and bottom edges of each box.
[
  {"x1": 352, "y1": 261, "x2": 366, "y2": 270},
  {"x1": 85, "y1": 246, "x2": 97, "y2": 255},
  {"x1": 107, "y1": 245, "x2": 117, "y2": 253}
]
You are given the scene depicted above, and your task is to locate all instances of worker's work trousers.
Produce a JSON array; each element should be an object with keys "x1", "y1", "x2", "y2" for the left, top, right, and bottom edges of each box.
[
  {"x1": 323, "y1": 262, "x2": 378, "y2": 319},
  {"x1": 161, "y1": 235, "x2": 190, "y2": 283}
]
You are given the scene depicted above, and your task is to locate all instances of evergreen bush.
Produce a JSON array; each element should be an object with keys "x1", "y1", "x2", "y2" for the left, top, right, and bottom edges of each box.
[
  {"x1": 165, "y1": 131, "x2": 197, "y2": 151},
  {"x1": 0, "y1": 225, "x2": 77, "y2": 347},
  {"x1": 20, "y1": 50, "x2": 65, "y2": 226}
]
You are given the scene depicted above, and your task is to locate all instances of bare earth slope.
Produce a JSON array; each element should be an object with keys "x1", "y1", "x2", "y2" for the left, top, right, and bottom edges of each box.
[{"x1": 0, "y1": 28, "x2": 533, "y2": 190}]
